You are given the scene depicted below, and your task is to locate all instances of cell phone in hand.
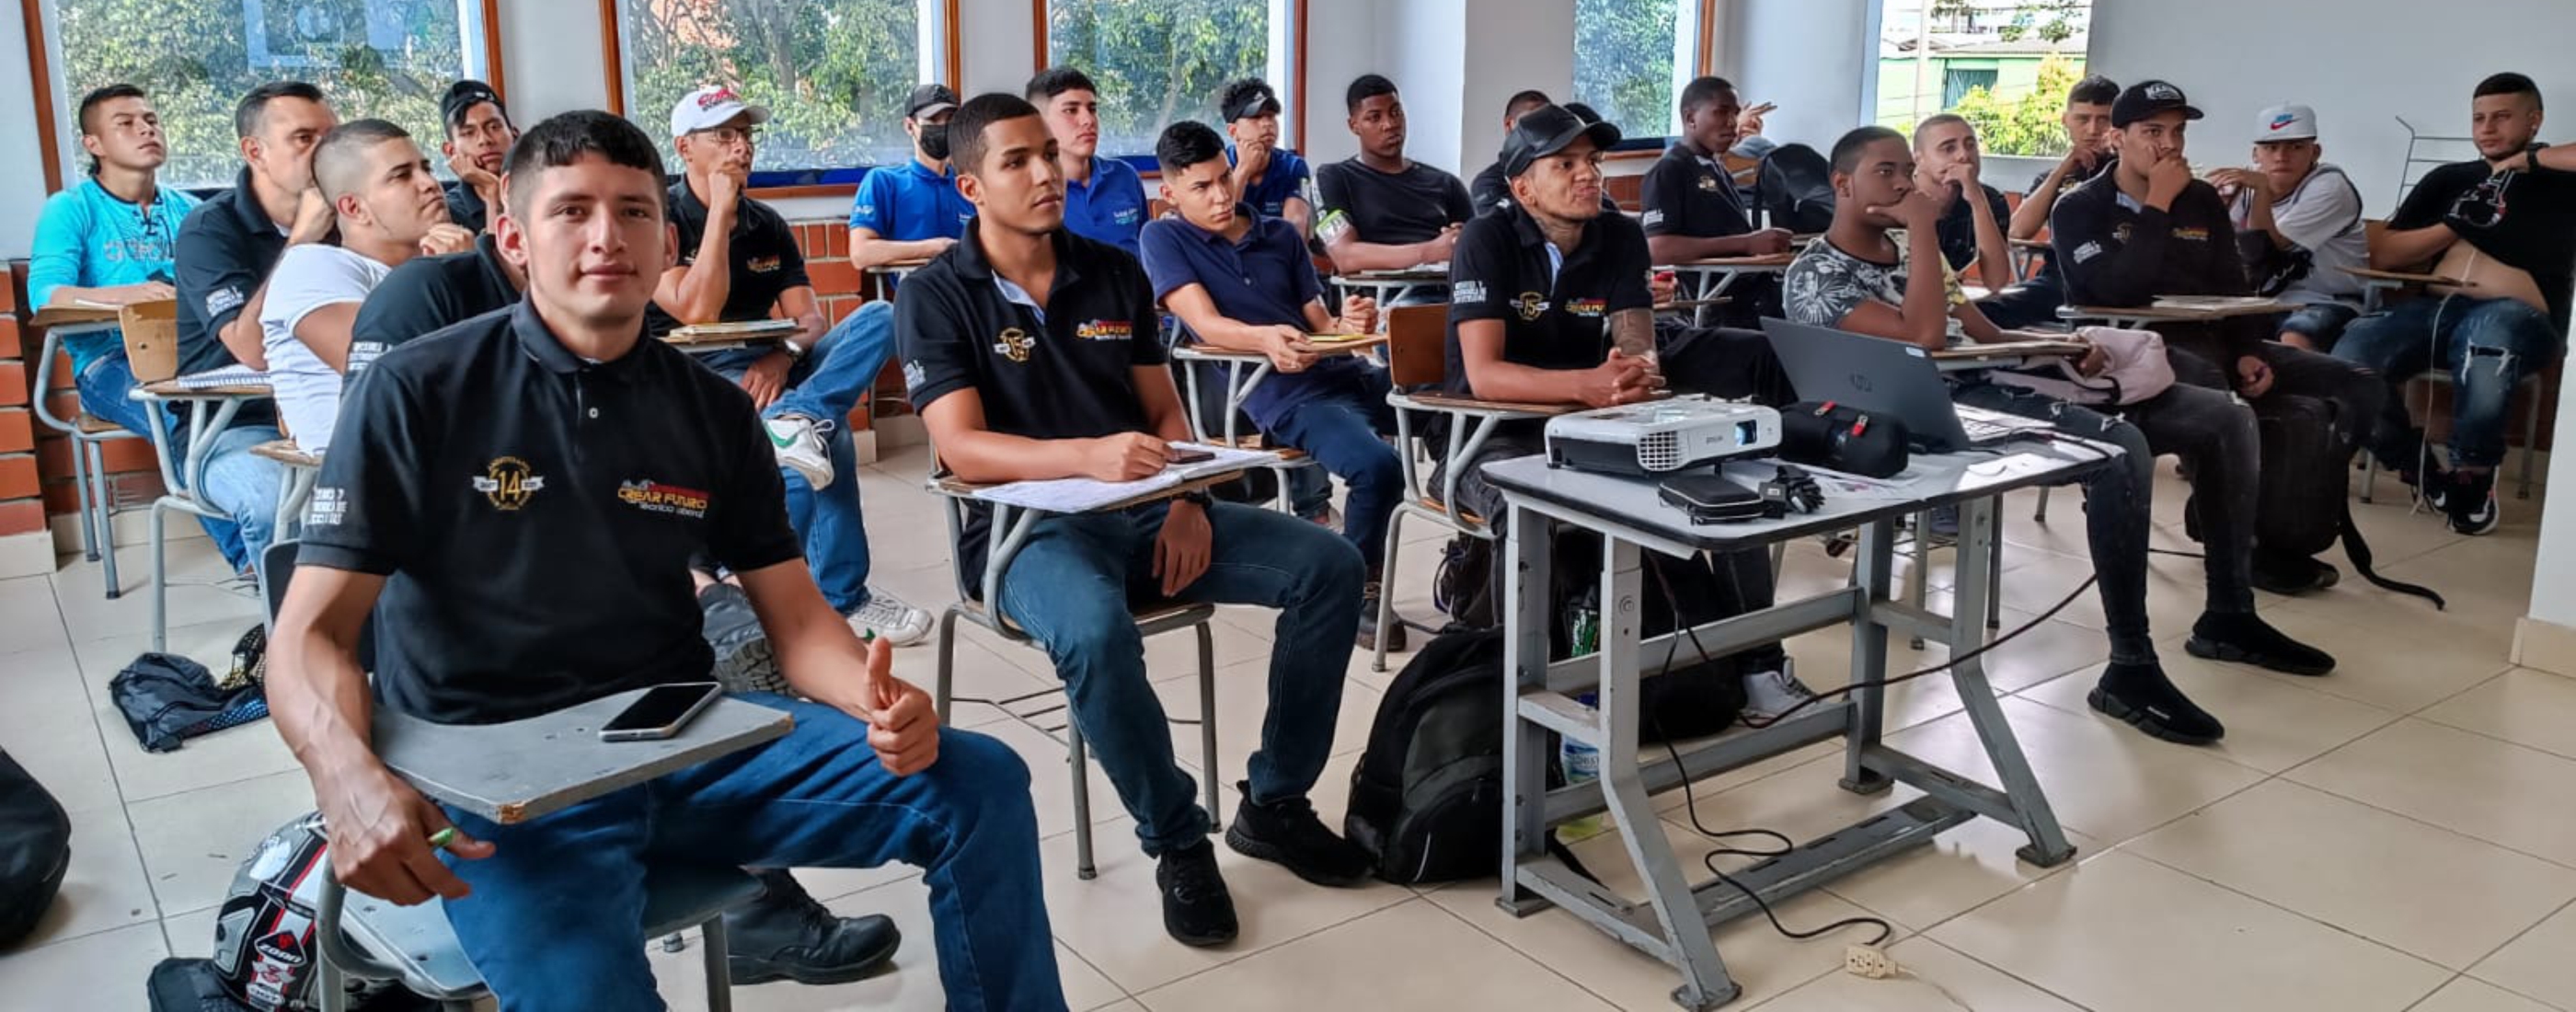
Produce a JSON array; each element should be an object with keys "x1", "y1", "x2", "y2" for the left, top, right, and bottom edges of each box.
[
  {"x1": 1167, "y1": 447, "x2": 1216, "y2": 465},
  {"x1": 599, "y1": 682, "x2": 722, "y2": 742}
]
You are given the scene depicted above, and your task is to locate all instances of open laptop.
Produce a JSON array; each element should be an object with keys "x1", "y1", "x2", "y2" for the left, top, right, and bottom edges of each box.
[{"x1": 1758, "y1": 318, "x2": 2053, "y2": 452}]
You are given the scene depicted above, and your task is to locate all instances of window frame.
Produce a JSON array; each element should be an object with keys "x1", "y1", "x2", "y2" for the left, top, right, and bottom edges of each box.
[
  {"x1": 1030, "y1": 0, "x2": 1306, "y2": 168},
  {"x1": 1594, "y1": 0, "x2": 1719, "y2": 159},
  {"x1": 19, "y1": 0, "x2": 505, "y2": 193},
  {"x1": 599, "y1": 0, "x2": 963, "y2": 197}
]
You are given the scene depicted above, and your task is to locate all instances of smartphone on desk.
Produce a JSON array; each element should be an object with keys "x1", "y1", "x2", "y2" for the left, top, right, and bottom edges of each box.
[
  {"x1": 599, "y1": 682, "x2": 722, "y2": 742},
  {"x1": 1167, "y1": 447, "x2": 1216, "y2": 465}
]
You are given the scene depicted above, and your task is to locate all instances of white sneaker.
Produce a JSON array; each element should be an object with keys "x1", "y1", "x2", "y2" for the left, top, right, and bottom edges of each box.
[
  {"x1": 765, "y1": 415, "x2": 834, "y2": 490},
  {"x1": 1740, "y1": 661, "x2": 1820, "y2": 723},
  {"x1": 846, "y1": 588, "x2": 934, "y2": 647}
]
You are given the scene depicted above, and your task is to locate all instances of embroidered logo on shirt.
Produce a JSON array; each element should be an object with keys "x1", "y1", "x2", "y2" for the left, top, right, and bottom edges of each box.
[
  {"x1": 471, "y1": 456, "x2": 546, "y2": 511},
  {"x1": 1114, "y1": 208, "x2": 1142, "y2": 224},
  {"x1": 1641, "y1": 210, "x2": 1665, "y2": 228},
  {"x1": 994, "y1": 328, "x2": 1034, "y2": 363},
  {"x1": 2072, "y1": 241, "x2": 2104, "y2": 263},
  {"x1": 1075, "y1": 319, "x2": 1133, "y2": 341},
  {"x1": 1696, "y1": 174, "x2": 1721, "y2": 192},
  {"x1": 205, "y1": 286, "x2": 246, "y2": 318},
  {"x1": 1565, "y1": 297, "x2": 1607, "y2": 317},
  {"x1": 617, "y1": 479, "x2": 710, "y2": 519},
  {"x1": 747, "y1": 256, "x2": 782, "y2": 273},
  {"x1": 304, "y1": 486, "x2": 347, "y2": 527},
  {"x1": 1514, "y1": 293, "x2": 1551, "y2": 320},
  {"x1": 854, "y1": 202, "x2": 877, "y2": 217},
  {"x1": 2170, "y1": 227, "x2": 2209, "y2": 242},
  {"x1": 2111, "y1": 223, "x2": 2133, "y2": 245},
  {"x1": 903, "y1": 359, "x2": 928, "y2": 391},
  {"x1": 1453, "y1": 281, "x2": 1487, "y2": 305}
]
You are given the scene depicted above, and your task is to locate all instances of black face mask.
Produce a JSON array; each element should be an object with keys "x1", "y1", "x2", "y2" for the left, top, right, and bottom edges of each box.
[{"x1": 917, "y1": 123, "x2": 950, "y2": 162}]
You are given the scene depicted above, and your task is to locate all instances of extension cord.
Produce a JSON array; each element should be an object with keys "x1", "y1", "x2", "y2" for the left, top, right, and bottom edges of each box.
[{"x1": 1845, "y1": 943, "x2": 1898, "y2": 980}]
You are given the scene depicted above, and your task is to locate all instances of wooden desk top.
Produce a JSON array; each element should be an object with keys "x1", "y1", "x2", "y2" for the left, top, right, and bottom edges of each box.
[
  {"x1": 1663, "y1": 253, "x2": 1797, "y2": 270},
  {"x1": 863, "y1": 259, "x2": 933, "y2": 275},
  {"x1": 1173, "y1": 335, "x2": 1387, "y2": 361},
  {"x1": 29, "y1": 297, "x2": 175, "y2": 328},
  {"x1": 2067, "y1": 297, "x2": 2292, "y2": 322},
  {"x1": 137, "y1": 377, "x2": 273, "y2": 398}
]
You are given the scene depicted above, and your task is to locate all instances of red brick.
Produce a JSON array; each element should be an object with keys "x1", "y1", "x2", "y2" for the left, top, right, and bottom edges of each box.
[
  {"x1": 0, "y1": 408, "x2": 29, "y2": 454},
  {"x1": 99, "y1": 438, "x2": 158, "y2": 474},
  {"x1": 0, "y1": 271, "x2": 17, "y2": 313},
  {"x1": 827, "y1": 226, "x2": 850, "y2": 259},
  {"x1": 808, "y1": 259, "x2": 863, "y2": 297},
  {"x1": 35, "y1": 438, "x2": 69, "y2": 477},
  {"x1": 0, "y1": 319, "x2": 18, "y2": 361},
  {"x1": 0, "y1": 362, "x2": 22, "y2": 407},
  {"x1": 40, "y1": 480, "x2": 75, "y2": 515},
  {"x1": 0, "y1": 499, "x2": 40, "y2": 535},
  {"x1": 44, "y1": 393, "x2": 77, "y2": 421},
  {"x1": 0, "y1": 455, "x2": 37, "y2": 500}
]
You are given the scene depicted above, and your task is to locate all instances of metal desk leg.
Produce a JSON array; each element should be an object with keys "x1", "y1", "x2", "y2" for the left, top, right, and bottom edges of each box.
[
  {"x1": 1944, "y1": 496, "x2": 2076, "y2": 867},
  {"x1": 1498, "y1": 503, "x2": 1554, "y2": 914},
  {"x1": 87, "y1": 440, "x2": 121, "y2": 597},
  {"x1": 1841, "y1": 518, "x2": 1896, "y2": 796}
]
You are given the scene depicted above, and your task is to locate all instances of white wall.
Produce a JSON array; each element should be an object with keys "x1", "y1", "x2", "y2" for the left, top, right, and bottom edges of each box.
[
  {"x1": 1721, "y1": 0, "x2": 1873, "y2": 153},
  {"x1": 0, "y1": 6, "x2": 49, "y2": 257}
]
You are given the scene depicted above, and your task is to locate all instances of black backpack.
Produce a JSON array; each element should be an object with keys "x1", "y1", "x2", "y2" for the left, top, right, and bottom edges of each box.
[
  {"x1": 0, "y1": 748, "x2": 72, "y2": 948},
  {"x1": 1754, "y1": 144, "x2": 1837, "y2": 236},
  {"x1": 2184, "y1": 393, "x2": 2444, "y2": 608},
  {"x1": 1344, "y1": 627, "x2": 1513, "y2": 884}
]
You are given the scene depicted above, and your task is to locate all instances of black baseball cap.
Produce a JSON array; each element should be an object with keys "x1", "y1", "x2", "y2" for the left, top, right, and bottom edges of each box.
[
  {"x1": 440, "y1": 80, "x2": 506, "y2": 131},
  {"x1": 905, "y1": 83, "x2": 960, "y2": 120},
  {"x1": 2112, "y1": 79, "x2": 2203, "y2": 128},
  {"x1": 1225, "y1": 82, "x2": 1282, "y2": 123},
  {"x1": 1501, "y1": 104, "x2": 1621, "y2": 178}
]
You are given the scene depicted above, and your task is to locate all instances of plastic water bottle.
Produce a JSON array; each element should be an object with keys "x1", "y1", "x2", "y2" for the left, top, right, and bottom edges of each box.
[{"x1": 1560, "y1": 603, "x2": 1607, "y2": 837}]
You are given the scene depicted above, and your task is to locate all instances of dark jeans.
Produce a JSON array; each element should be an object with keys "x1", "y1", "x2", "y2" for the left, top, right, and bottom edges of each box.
[
  {"x1": 2332, "y1": 294, "x2": 2564, "y2": 470},
  {"x1": 995, "y1": 500, "x2": 1363, "y2": 856},
  {"x1": 439, "y1": 695, "x2": 1064, "y2": 1012},
  {"x1": 702, "y1": 303, "x2": 895, "y2": 613},
  {"x1": 2168, "y1": 344, "x2": 2383, "y2": 559},
  {"x1": 2274, "y1": 303, "x2": 2361, "y2": 351},
  {"x1": 1956, "y1": 377, "x2": 2259, "y2": 662},
  {"x1": 1267, "y1": 377, "x2": 1403, "y2": 570}
]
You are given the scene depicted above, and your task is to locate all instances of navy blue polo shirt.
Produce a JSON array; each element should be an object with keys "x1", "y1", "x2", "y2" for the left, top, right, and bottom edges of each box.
[
  {"x1": 847, "y1": 157, "x2": 975, "y2": 241},
  {"x1": 1225, "y1": 145, "x2": 1311, "y2": 220},
  {"x1": 300, "y1": 300, "x2": 801, "y2": 725},
  {"x1": 1139, "y1": 205, "x2": 1367, "y2": 429},
  {"x1": 443, "y1": 181, "x2": 490, "y2": 234},
  {"x1": 1064, "y1": 155, "x2": 1149, "y2": 257}
]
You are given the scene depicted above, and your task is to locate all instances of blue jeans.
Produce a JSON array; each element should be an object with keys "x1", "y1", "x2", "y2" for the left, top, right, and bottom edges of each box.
[
  {"x1": 192, "y1": 425, "x2": 285, "y2": 575},
  {"x1": 707, "y1": 303, "x2": 896, "y2": 613},
  {"x1": 81, "y1": 356, "x2": 247, "y2": 566},
  {"x1": 438, "y1": 694, "x2": 1064, "y2": 1012},
  {"x1": 996, "y1": 500, "x2": 1363, "y2": 856},
  {"x1": 2333, "y1": 295, "x2": 2564, "y2": 469},
  {"x1": 1266, "y1": 383, "x2": 1401, "y2": 571}
]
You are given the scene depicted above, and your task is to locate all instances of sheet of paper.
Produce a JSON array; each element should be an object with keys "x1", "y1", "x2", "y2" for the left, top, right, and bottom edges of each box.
[
  {"x1": 167, "y1": 364, "x2": 270, "y2": 390},
  {"x1": 1171, "y1": 442, "x2": 1280, "y2": 480},
  {"x1": 972, "y1": 472, "x2": 1185, "y2": 512}
]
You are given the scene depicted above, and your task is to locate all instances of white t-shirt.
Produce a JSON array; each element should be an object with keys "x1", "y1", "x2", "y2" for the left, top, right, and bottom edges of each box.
[
  {"x1": 260, "y1": 245, "x2": 394, "y2": 454},
  {"x1": 2230, "y1": 163, "x2": 2366, "y2": 306}
]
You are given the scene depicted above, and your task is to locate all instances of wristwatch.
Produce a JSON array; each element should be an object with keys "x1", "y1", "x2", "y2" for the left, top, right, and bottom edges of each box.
[
  {"x1": 779, "y1": 339, "x2": 809, "y2": 360},
  {"x1": 1177, "y1": 489, "x2": 1214, "y2": 510}
]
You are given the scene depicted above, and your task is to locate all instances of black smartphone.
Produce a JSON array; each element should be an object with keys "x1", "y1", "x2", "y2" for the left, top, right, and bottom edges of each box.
[
  {"x1": 598, "y1": 683, "x2": 723, "y2": 742},
  {"x1": 1167, "y1": 447, "x2": 1215, "y2": 465}
]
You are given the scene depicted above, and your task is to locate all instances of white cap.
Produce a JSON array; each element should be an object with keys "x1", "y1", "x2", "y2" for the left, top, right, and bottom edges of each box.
[
  {"x1": 2253, "y1": 104, "x2": 2318, "y2": 143},
  {"x1": 670, "y1": 86, "x2": 772, "y2": 138}
]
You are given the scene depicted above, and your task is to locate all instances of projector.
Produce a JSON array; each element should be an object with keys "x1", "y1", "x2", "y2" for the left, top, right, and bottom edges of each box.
[{"x1": 1545, "y1": 396, "x2": 1782, "y2": 476}]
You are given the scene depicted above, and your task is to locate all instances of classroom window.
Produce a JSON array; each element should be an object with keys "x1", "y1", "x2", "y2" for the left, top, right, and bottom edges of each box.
[
  {"x1": 35, "y1": 0, "x2": 495, "y2": 190},
  {"x1": 1572, "y1": 0, "x2": 1695, "y2": 139},
  {"x1": 1873, "y1": 0, "x2": 2092, "y2": 155},
  {"x1": 1041, "y1": 0, "x2": 1295, "y2": 159},
  {"x1": 614, "y1": 0, "x2": 949, "y2": 176}
]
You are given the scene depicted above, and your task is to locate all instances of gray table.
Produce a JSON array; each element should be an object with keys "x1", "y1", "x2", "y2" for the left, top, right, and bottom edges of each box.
[
  {"x1": 376, "y1": 690, "x2": 795, "y2": 824},
  {"x1": 1485, "y1": 440, "x2": 2113, "y2": 1009}
]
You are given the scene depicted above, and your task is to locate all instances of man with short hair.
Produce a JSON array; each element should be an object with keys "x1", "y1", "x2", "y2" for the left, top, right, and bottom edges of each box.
[
  {"x1": 259, "y1": 120, "x2": 474, "y2": 455},
  {"x1": 1220, "y1": 77, "x2": 1313, "y2": 236},
  {"x1": 1789, "y1": 125, "x2": 2330, "y2": 745},
  {"x1": 2334, "y1": 71, "x2": 2575, "y2": 535},
  {"x1": 1316, "y1": 75, "x2": 1474, "y2": 275},
  {"x1": 658, "y1": 86, "x2": 934, "y2": 645},
  {"x1": 268, "y1": 109, "x2": 1064, "y2": 1012},
  {"x1": 2208, "y1": 104, "x2": 2367, "y2": 351},
  {"x1": 899, "y1": 93, "x2": 1372, "y2": 950},
  {"x1": 435, "y1": 79, "x2": 514, "y2": 234},
  {"x1": 1029, "y1": 67, "x2": 1150, "y2": 257},
  {"x1": 31, "y1": 85, "x2": 196, "y2": 443},
  {"x1": 2053, "y1": 80, "x2": 2384, "y2": 592},
  {"x1": 1987, "y1": 74, "x2": 2122, "y2": 328},
  {"x1": 1468, "y1": 89, "x2": 1556, "y2": 216},
  {"x1": 1641, "y1": 76, "x2": 1793, "y2": 266},
  {"x1": 1911, "y1": 114, "x2": 2012, "y2": 289},
  {"x1": 850, "y1": 83, "x2": 975, "y2": 269},
  {"x1": 1143, "y1": 120, "x2": 1400, "y2": 650}
]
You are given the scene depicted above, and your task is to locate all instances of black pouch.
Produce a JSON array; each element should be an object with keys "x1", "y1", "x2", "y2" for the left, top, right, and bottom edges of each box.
[{"x1": 1778, "y1": 401, "x2": 1910, "y2": 477}]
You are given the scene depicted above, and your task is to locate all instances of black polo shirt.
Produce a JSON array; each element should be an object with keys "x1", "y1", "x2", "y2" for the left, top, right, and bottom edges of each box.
[
  {"x1": 170, "y1": 167, "x2": 284, "y2": 429},
  {"x1": 1640, "y1": 144, "x2": 1753, "y2": 239},
  {"x1": 299, "y1": 300, "x2": 801, "y2": 725},
  {"x1": 443, "y1": 181, "x2": 490, "y2": 235},
  {"x1": 654, "y1": 180, "x2": 810, "y2": 371},
  {"x1": 348, "y1": 233, "x2": 519, "y2": 379},
  {"x1": 1445, "y1": 201, "x2": 1652, "y2": 396},
  {"x1": 897, "y1": 220, "x2": 1165, "y2": 581}
]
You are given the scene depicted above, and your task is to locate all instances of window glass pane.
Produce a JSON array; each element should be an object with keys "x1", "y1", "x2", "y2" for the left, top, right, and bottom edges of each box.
[
  {"x1": 51, "y1": 0, "x2": 489, "y2": 190},
  {"x1": 1873, "y1": 0, "x2": 2091, "y2": 156},
  {"x1": 1044, "y1": 0, "x2": 1270, "y2": 158},
  {"x1": 1573, "y1": 0, "x2": 1680, "y2": 138},
  {"x1": 620, "y1": 0, "x2": 926, "y2": 172}
]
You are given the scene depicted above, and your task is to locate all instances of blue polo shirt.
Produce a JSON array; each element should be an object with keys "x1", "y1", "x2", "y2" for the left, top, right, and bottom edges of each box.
[
  {"x1": 846, "y1": 157, "x2": 974, "y2": 241},
  {"x1": 1140, "y1": 204, "x2": 1369, "y2": 429},
  {"x1": 1064, "y1": 155, "x2": 1149, "y2": 257},
  {"x1": 1225, "y1": 145, "x2": 1311, "y2": 220}
]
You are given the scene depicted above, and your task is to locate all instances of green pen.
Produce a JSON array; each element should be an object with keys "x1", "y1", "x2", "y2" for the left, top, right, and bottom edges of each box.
[{"x1": 427, "y1": 826, "x2": 457, "y2": 852}]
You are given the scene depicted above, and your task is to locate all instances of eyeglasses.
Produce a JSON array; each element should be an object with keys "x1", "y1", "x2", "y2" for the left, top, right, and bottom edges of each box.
[{"x1": 694, "y1": 125, "x2": 760, "y2": 147}]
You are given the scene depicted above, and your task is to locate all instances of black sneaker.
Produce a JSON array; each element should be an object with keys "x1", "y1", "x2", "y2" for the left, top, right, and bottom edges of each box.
[
  {"x1": 1358, "y1": 581, "x2": 1408, "y2": 652},
  {"x1": 1156, "y1": 841, "x2": 1239, "y2": 947},
  {"x1": 701, "y1": 582, "x2": 788, "y2": 695},
  {"x1": 2087, "y1": 661, "x2": 2225, "y2": 745},
  {"x1": 2440, "y1": 469, "x2": 2501, "y2": 535},
  {"x1": 2250, "y1": 552, "x2": 2340, "y2": 596},
  {"x1": 2185, "y1": 611, "x2": 2335, "y2": 676},
  {"x1": 1225, "y1": 783, "x2": 1373, "y2": 888},
  {"x1": 725, "y1": 869, "x2": 902, "y2": 985}
]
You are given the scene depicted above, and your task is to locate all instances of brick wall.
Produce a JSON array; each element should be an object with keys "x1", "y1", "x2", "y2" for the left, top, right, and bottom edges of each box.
[{"x1": 0, "y1": 267, "x2": 44, "y2": 539}]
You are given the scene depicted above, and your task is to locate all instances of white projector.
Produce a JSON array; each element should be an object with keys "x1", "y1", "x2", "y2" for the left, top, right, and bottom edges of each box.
[{"x1": 1544, "y1": 396, "x2": 1782, "y2": 476}]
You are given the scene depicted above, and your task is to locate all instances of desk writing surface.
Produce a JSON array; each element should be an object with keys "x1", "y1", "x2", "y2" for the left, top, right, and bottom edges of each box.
[
  {"x1": 30, "y1": 297, "x2": 176, "y2": 330},
  {"x1": 864, "y1": 259, "x2": 932, "y2": 275},
  {"x1": 1665, "y1": 253, "x2": 1797, "y2": 269},
  {"x1": 1173, "y1": 336, "x2": 1387, "y2": 360},
  {"x1": 375, "y1": 690, "x2": 794, "y2": 824}
]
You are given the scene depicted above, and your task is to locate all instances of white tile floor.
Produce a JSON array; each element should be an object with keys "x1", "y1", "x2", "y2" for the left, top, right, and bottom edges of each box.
[{"x1": 2, "y1": 442, "x2": 2567, "y2": 1012}]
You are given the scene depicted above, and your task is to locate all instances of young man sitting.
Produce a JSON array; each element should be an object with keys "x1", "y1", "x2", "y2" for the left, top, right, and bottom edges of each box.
[
  {"x1": 267, "y1": 109, "x2": 1063, "y2": 1012},
  {"x1": 1140, "y1": 120, "x2": 1399, "y2": 650},
  {"x1": 658, "y1": 86, "x2": 933, "y2": 645},
  {"x1": 1993, "y1": 75, "x2": 2123, "y2": 329},
  {"x1": 434, "y1": 79, "x2": 515, "y2": 234},
  {"x1": 1911, "y1": 115, "x2": 2016, "y2": 296},
  {"x1": 1221, "y1": 77, "x2": 1314, "y2": 236},
  {"x1": 2209, "y1": 104, "x2": 2368, "y2": 351},
  {"x1": 2334, "y1": 72, "x2": 2575, "y2": 535},
  {"x1": 897, "y1": 93, "x2": 1372, "y2": 949},
  {"x1": 1788, "y1": 126, "x2": 2334, "y2": 746},
  {"x1": 1641, "y1": 76, "x2": 1795, "y2": 327},
  {"x1": 1030, "y1": 67, "x2": 1150, "y2": 257},
  {"x1": 1439, "y1": 104, "x2": 1805, "y2": 719},
  {"x1": 259, "y1": 120, "x2": 475, "y2": 455},
  {"x1": 849, "y1": 84, "x2": 975, "y2": 270},
  {"x1": 1317, "y1": 75, "x2": 1474, "y2": 276}
]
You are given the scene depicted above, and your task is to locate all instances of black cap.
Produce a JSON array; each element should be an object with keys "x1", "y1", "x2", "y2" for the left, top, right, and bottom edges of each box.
[
  {"x1": 1500, "y1": 104, "x2": 1622, "y2": 178},
  {"x1": 440, "y1": 80, "x2": 506, "y2": 131},
  {"x1": 1225, "y1": 83, "x2": 1282, "y2": 123},
  {"x1": 2111, "y1": 79, "x2": 2202, "y2": 128},
  {"x1": 905, "y1": 83, "x2": 960, "y2": 120}
]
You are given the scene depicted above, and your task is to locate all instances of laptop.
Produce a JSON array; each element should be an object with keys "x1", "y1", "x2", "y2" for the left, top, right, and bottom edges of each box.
[{"x1": 1758, "y1": 318, "x2": 2053, "y2": 452}]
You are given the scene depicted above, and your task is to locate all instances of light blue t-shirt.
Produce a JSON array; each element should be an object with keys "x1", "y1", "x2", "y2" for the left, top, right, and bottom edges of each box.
[
  {"x1": 1063, "y1": 155, "x2": 1149, "y2": 258},
  {"x1": 29, "y1": 178, "x2": 198, "y2": 374}
]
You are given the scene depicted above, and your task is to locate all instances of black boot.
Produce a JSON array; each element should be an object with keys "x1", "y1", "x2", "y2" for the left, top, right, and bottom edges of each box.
[
  {"x1": 724, "y1": 868, "x2": 903, "y2": 985},
  {"x1": 2185, "y1": 611, "x2": 2335, "y2": 676},
  {"x1": 1225, "y1": 782, "x2": 1373, "y2": 887},
  {"x1": 1358, "y1": 579, "x2": 1407, "y2": 652},
  {"x1": 2087, "y1": 661, "x2": 2225, "y2": 745},
  {"x1": 1156, "y1": 840, "x2": 1239, "y2": 947}
]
